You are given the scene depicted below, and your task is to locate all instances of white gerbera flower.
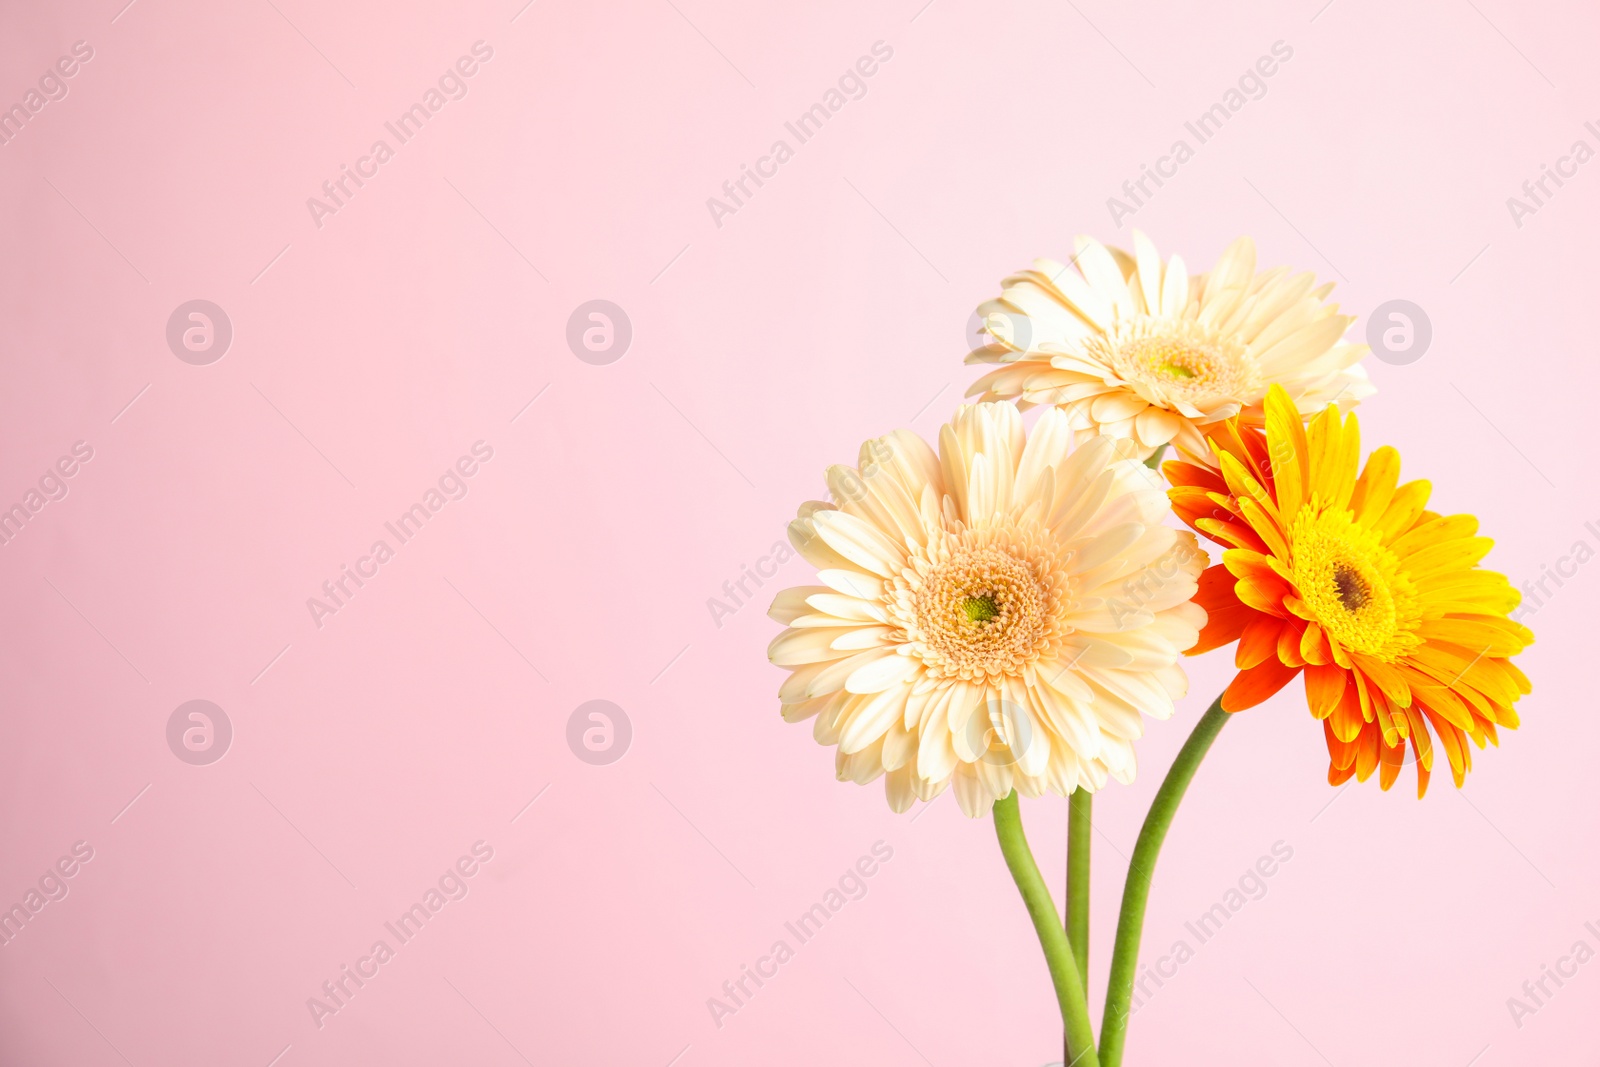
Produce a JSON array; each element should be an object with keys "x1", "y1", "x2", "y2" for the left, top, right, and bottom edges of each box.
[
  {"x1": 966, "y1": 232, "x2": 1374, "y2": 459},
  {"x1": 767, "y1": 403, "x2": 1207, "y2": 817}
]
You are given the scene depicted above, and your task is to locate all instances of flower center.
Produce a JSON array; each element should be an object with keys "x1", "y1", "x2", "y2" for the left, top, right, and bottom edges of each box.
[
  {"x1": 1331, "y1": 562, "x2": 1370, "y2": 612},
  {"x1": 912, "y1": 546, "x2": 1054, "y2": 681},
  {"x1": 1289, "y1": 506, "x2": 1420, "y2": 661},
  {"x1": 961, "y1": 594, "x2": 1000, "y2": 624},
  {"x1": 1084, "y1": 318, "x2": 1260, "y2": 411},
  {"x1": 1125, "y1": 337, "x2": 1211, "y2": 382}
]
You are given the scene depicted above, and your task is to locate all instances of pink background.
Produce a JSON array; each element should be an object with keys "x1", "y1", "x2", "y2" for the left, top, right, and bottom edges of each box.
[{"x1": 1, "y1": 0, "x2": 1596, "y2": 1063}]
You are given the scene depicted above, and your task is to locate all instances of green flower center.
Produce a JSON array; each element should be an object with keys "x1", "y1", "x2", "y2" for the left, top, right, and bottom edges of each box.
[{"x1": 961, "y1": 594, "x2": 1000, "y2": 624}]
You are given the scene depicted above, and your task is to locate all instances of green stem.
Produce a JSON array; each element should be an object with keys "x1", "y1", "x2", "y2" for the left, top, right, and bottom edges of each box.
[
  {"x1": 1066, "y1": 788, "x2": 1092, "y2": 1067},
  {"x1": 1143, "y1": 443, "x2": 1168, "y2": 470},
  {"x1": 1098, "y1": 694, "x2": 1230, "y2": 1067},
  {"x1": 1067, "y1": 789, "x2": 1091, "y2": 988},
  {"x1": 993, "y1": 791, "x2": 1099, "y2": 1067}
]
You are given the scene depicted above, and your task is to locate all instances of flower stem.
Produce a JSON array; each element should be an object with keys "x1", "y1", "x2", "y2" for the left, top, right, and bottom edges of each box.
[
  {"x1": 1143, "y1": 443, "x2": 1168, "y2": 470},
  {"x1": 1066, "y1": 788, "x2": 1092, "y2": 1067},
  {"x1": 1098, "y1": 693, "x2": 1230, "y2": 1067},
  {"x1": 1067, "y1": 788, "x2": 1091, "y2": 987},
  {"x1": 993, "y1": 791, "x2": 1099, "y2": 1067}
]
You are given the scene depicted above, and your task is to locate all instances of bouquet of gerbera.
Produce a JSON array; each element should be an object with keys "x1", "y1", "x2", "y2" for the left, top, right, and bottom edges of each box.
[{"x1": 766, "y1": 233, "x2": 1532, "y2": 1066}]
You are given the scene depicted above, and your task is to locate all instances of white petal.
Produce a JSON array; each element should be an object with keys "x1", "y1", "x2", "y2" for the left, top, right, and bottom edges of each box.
[
  {"x1": 1161, "y1": 253, "x2": 1189, "y2": 317},
  {"x1": 805, "y1": 593, "x2": 888, "y2": 623},
  {"x1": 1073, "y1": 236, "x2": 1135, "y2": 317},
  {"x1": 883, "y1": 718, "x2": 918, "y2": 771},
  {"x1": 1132, "y1": 231, "x2": 1164, "y2": 316},
  {"x1": 975, "y1": 758, "x2": 1013, "y2": 803},
  {"x1": 1070, "y1": 522, "x2": 1146, "y2": 573},
  {"x1": 952, "y1": 767, "x2": 993, "y2": 818},
  {"x1": 817, "y1": 569, "x2": 884, "y2": 599},
  {"x1": 807, "y1": 649, "x2": 897, "y2": 697},
  {"x1": 768, "y1": 626, "x2": 860, "y2": 666},
  {"x1": 846, "y1": 651, "x2": 921, "y2": 694},
  {"x1": 829, "y1": 626, "x2": 897, "y2": 651},
  {"x1": 917, "y1": 690, "x2": 960, "y2": 781},
  {"x1": 768, "y1": 586, "x2": 831, "y2": 623},
  {"x1": 885, "y1": 765, "x2": 916, "y2": 813},
  {"x1": 811, "y1": 510, "x2": 906, "y2": 578},
  {"x1": 839, "y1": 685, "x2": 911, "y2": 753}
]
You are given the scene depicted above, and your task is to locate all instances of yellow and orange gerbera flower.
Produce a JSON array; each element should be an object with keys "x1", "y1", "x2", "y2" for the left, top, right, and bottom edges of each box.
[{"x1": 1166, "y1": 385, "x2": 1533, "y2": 794}]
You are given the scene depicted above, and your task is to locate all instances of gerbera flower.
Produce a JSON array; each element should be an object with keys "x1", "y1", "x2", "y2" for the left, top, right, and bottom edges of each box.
[
  {"x1": 1167, "y1": 385, "x2": 1533, "y2": 794},
  {"x1": 967, "y1": 232, "x2": 1374, "y2": 458},
  {"x1": 767, "y1": 403, "x2": 1207, "y2": 817}
]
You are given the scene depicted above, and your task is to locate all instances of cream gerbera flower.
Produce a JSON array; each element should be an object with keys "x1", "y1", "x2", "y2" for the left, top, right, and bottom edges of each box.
[
  {"x1": 767, "y1": 403, "x2": 1208, "y2": 817},
  {"x1": 967, "y1": 232, "x2": 1374, "y2": 459}
]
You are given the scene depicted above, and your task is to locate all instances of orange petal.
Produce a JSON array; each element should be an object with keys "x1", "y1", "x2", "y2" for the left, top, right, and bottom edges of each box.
[
  {"x1": 1352, "y1": 668, "x2": 1375, "y2": 723},
  {"x1": 1276, "y1": 621, "x2": 1307, "y2": 668},
  {"x1": 1324, "y1": 718, "x2": 1358, "y2": 770},
  {"x1": 1353, "y1": 654, "x2": 1412, "y2": 708},
  {"x1": 1222, "y1": 656, "x2": 1303, "y2": 712},
  {"x1": 1189, "y1": 564, "x2": 1255, "y2": 655},
  {"x1": 1209, "y1": 421, "x2": 1252, "y2": 472},
  {"x1": 1237, "y1": 615, "x2": 1284, "y2": 670},
  {"x1": 1215, "y1": 419, "x2": 1275, "y2": 488},
  {"x1": 1413, "y1": 757, "x2": 1431, "y2": 797},
  {"x1": 1238, "y1": 498, "x2": 1291, "y2": 559},
  {"x1": 1354, "y1": 723, "x2": 1381, "y2": 781},
  {"x1": 1378, "y1": 734, "x2": 1406, "y2": 791},
  {"x1": 1402, "y1": 703, "x2": 1433, "y2": 772},
  {"x1": 1236, "y1": 575, "x2": 1291, "y2": 618},
  {"x1": 1411, "y1": 684, "x2": 1474, "y2": 733},
  {"x1": 1195, "y1": 517, "x2": 1269, "y2": 553},
  {"x1": 1329, "y1": 677, "x2": 1365, "y2": 741},
  {"x1": 1304, "y1": 664, "x2": 1348, "y2": 719},
  {"x1": 1299, "y1": 621, "x2": 1331, "y2": 666},
  {"x1": 1169, "y1": 486, "x2": 1218, "y2": 516},
  {"x1": 1163, "y1": 460, "x2": 1224, "y2": 491},
  {"x1": 1222, "y1": 549, "x2": 1279, "y2": 583},
  {"x1": 1424, "y1": 709, "x2": 1469, "y2": 787}
]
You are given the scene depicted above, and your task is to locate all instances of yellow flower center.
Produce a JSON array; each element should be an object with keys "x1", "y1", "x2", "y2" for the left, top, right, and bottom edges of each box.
[
  {"x1": 912, "y1": 546, "x2": 1055, "y2": 680},
  {"x1": 1087, "y1": 319, "x2": 1260, "y2": 412},
  {"x1": 1288, "y1": 506, "x2": 1421, "y2": 661}
]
